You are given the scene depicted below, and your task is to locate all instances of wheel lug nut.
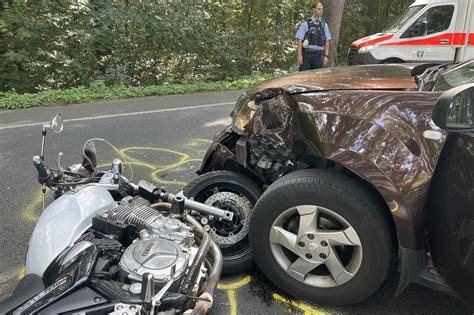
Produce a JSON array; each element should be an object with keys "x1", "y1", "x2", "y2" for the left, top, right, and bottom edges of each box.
[
  {"x1": 298, "y1": 241, "x2": 305, "y2": 247},
  {"x1": 319, "y1": 253, "x2": 327, "y2": 259},
  {"x1": 307, "y1": 234, "x2": 314, "y2": 240},
  {"x1": 305, "y1": 253, "x2": 313, "y2": 259},
  {"x1": 320, "y1": 240, "x2": 328, "y2": 247}
]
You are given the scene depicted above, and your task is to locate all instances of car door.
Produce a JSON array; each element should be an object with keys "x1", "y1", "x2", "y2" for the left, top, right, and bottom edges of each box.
[
  {"x1": 401, "y1": 4, "x2": 457, "y2": 63},
  {"x1": 428, "y1": 85, "x2": 474, "y2": 310}
]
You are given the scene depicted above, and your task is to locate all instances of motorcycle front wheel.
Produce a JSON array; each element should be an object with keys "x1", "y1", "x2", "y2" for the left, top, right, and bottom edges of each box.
[{"x1": 183, "y1": 170, "x2": 262, "y2": 274}]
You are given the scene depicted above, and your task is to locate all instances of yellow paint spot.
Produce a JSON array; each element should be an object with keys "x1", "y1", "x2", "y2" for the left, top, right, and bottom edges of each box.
[
  {"x1": 273, "y1": 293, "x2": 326, "y2": 315},
  {"x1": 18, "y1": 266, "x2": 26, "y2": 279}
]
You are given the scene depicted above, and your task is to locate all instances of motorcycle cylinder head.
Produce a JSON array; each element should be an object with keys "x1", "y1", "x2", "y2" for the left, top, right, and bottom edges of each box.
[{"x1": 103, "y1": 196, "x2": 192, "y2": 243}]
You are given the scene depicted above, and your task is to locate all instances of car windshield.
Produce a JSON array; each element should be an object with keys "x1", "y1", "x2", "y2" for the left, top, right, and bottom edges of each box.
[
  {"x1": 384, "y1": 5, "x2": 425, "y2": 33},
  {"x1": 433, "y1": 60, "x2": 474, "y2": 91}
]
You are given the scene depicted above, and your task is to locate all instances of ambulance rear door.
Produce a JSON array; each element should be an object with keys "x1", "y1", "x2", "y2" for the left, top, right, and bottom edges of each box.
[
  {"x1": 399, "y1": 2, "x2": 458, "y2": 63},
  {"x1": 458, "y1": 0, "x2": 474, "y2": 60}
]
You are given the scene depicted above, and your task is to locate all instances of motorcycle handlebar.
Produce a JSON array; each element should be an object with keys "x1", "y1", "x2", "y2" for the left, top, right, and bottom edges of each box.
[{"x1": 33, "y1": 156, "x2": 51, "y2": 183}]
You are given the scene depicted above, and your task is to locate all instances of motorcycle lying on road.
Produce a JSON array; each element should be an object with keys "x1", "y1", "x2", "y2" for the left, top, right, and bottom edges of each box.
[{"x1": 0, "y1": 114, "x2": 232, "y2": 315}]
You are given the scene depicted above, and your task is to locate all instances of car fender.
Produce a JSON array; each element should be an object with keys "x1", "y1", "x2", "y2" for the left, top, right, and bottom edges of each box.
[{"x1": 295, "y1": 91, "x2": 448, "y2": 250}]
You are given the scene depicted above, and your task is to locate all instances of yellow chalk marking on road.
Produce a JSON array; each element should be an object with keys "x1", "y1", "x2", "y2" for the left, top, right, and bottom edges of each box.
[
  {"x1": 273, "y1": 293, "x2": 326, "y2": 315},
  {"x1": 121, "y1": 147, "x2": 189, "y2": 170},
  {"x1": 116, "y1": 146, "x2": 201, "y2": 186},
  {"x1": 184, "y1": 139, "x2": 212, "y2": 147},
  {"x1": 217, "y1": 276, "x2": 252, "y2": 315},
  {"x1": 18, "y1": 266, "x2": 26, "y2": 279},
  {"x1": 217, "y1": 275, "x2": 252, "y2": 290},
  {"x1": 227, "y1": 289, "x2": 238, "y2": 315},
  {"x1": 21, "y1": 188, "x2": 46, "y2": 223},
  {"x1": 152, "y1": 159, "x2": 202, "y2": 186}
]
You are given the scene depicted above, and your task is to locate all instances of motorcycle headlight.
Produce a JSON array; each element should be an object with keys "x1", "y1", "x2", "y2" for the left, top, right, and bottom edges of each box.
[
  {"x1": 358, "y1": 45, "x2": 378, "y2": 54},
  {"x1": 14, "y1": 241, "x2": 98, "y2": 314},
  {"x1": 231, "y1": 93, "x2": 258, "y2": 132}
]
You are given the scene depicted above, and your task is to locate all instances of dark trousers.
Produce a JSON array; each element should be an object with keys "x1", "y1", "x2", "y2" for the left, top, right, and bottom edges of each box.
[{"x1": 299, "y1": 49, "x2": 322, "y2": 71}]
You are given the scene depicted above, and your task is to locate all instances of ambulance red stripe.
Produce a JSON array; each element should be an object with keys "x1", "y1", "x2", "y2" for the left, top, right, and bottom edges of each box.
[
  {"x1": 351, "y1": 34, "x2": 394, "y2": 48},
  {"x1": 353, "y1": 32, "x2": 474, "y2": 47}
]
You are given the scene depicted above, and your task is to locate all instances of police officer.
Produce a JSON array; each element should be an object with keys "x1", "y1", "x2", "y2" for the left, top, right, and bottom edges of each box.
[{"x1": 295, "y1": 2, "x2": 332, "y2": 71}]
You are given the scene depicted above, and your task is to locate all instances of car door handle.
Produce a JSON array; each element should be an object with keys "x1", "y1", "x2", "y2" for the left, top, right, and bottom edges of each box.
[{"x1": 438, "y1": 39, "x2": 450, "y2": 44}]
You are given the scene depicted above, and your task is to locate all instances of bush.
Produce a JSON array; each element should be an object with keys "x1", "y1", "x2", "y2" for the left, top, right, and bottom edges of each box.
[{"x1": 0, "y1": 76, "x2": 269, "y2": 110}]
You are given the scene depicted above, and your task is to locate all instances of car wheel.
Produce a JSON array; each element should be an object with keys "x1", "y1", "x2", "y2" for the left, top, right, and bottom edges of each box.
[
  {"x1": 183, "y1": 170, "x2": 262, "y2": 274},
  {"x1": 249, "y1": 169, "x2": 393, "y2": 305}
]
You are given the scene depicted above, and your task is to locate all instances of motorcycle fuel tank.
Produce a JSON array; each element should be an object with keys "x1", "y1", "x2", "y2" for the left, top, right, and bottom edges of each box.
[{"x1": 26, "y1": 186, "x2": 116, "y2": 277}]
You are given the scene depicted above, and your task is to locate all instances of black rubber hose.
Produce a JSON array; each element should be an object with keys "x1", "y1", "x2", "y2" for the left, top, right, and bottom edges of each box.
[{"x1": 158, "y1": 293, "x2": 188, "y2": 311}]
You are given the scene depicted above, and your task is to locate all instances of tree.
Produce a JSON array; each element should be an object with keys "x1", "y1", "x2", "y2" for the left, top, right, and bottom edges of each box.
[{"x1": 327, "y1": 0, "x2": 345, "y2": 66}]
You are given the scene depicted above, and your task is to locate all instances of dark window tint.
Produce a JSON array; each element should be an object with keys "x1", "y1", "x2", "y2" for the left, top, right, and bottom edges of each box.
[
  {"x1": 402, "y1": 5, "x2": 454, "y2": 38},
  {"x1": 434, "y1": 60, "x2": 474, "y2": 91}
]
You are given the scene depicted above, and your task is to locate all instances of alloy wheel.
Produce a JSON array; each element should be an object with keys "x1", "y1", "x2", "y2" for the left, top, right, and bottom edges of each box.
[{"x1": 270, "y1": 205, "x2": 363, "y2": 288}]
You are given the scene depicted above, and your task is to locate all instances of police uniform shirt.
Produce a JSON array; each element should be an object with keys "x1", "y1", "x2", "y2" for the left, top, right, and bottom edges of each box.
[{"x1": 295, "y1": 16, "x2": 332, "y2": 51}]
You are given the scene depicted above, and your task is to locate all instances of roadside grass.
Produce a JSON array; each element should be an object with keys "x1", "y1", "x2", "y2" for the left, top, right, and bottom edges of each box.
[{"x1": 0, "y1": 75, "x2": 270, "y2": 110}]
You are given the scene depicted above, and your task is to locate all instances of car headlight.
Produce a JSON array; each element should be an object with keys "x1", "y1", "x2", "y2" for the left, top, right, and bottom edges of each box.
[
  {"x1": 14, "y1": 241, "x2": 98, "y2": 314},
  {"x1": 231, "y1": 93, "x2": 258, "y2": 132},
  {"x1": 358, "y1": 45, "x2": 378, "y2": 54}
]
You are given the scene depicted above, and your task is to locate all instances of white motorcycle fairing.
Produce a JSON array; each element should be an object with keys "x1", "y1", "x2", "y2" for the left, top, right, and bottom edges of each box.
[{"x1": 26, "y1": 186, "x2": 116, "y2": 277}]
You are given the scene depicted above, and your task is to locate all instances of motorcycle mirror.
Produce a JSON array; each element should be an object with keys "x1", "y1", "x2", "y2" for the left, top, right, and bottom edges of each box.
[
  {"x1": 40, "y1": 114, "x2": 63, "y2": 161},
  {"x1": 50, "y1": 114, "x2": 64, "y2": 134},
  {"x1": 82, "y1": 141, "x2": 97, "y2": 171}
]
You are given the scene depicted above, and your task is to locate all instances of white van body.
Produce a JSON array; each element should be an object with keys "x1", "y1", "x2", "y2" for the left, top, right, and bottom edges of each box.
[{"x1": 348, "y1": 0, "x2": 474, "y2": 65}]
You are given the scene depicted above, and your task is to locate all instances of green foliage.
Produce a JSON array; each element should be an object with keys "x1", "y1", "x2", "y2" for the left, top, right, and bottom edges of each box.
[
  {"x1": 0, "y1": 75, "x2": 269, "y2": 109},
  {"x1": 0, "y1": 0, "x2": 411, "y2": 94}
]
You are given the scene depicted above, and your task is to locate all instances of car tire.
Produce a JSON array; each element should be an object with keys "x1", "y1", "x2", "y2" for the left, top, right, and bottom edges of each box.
[
  {"x1": 183, "y1": 170, "x2": 262, "y2": 275},
  {"x1": 249, "y1": 169, "x2": 393, "y2": 305}
]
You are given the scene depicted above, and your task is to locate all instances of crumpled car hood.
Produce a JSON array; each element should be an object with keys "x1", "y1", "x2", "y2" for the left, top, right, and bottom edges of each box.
[{"x1": 248, "y1": 64, "x2": 417, "y2": 96}]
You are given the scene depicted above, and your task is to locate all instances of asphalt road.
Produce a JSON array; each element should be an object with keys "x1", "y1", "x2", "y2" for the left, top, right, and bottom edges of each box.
[{"x1": 0, "y1": 91, "x2": 469, "y2": 314}]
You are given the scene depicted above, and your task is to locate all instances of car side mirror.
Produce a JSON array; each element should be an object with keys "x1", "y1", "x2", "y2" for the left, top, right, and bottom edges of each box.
[{"x1": 432, "y1": 84, "x2": 474, "y2": 131}]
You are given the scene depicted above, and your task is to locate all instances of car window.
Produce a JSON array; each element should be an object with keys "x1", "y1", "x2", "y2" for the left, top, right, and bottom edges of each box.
[
  {"x1": 433, "y1": 60, "x2": 474, "y2": 91},
  {"x1": 401, "y1": 5, "x2": 454, "y2": 38}
]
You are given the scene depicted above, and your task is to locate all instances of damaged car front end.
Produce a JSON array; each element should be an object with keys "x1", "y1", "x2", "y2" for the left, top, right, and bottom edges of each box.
[
  {"x1": 200, "y1": 89, "x2": 299, "y2": 185},
  {"x1": 199, "y1": 64, "x2": 434, "y2": 190},
  {"x1": 191, "y1": 60, "x2": 474, "y2": 306}
]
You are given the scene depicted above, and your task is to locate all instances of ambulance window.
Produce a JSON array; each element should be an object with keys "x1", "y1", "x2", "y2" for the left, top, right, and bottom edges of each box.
[
  {"x1": 401, "y1": 5, "x2": 454, "y2": 38},
  {"x1": 384, "y1": 5, "x2": 425, "y2": 33}
]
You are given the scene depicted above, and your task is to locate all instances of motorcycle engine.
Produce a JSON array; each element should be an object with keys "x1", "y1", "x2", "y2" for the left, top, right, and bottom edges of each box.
[{"x1": 98, "y1": 196, "x2": 197, "y2": 289}]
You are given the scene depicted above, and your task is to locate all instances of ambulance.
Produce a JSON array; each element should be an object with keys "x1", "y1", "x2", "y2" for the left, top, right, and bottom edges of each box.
[{"x1": 348, "y1": 0, "x2": 474, "y2": 65}]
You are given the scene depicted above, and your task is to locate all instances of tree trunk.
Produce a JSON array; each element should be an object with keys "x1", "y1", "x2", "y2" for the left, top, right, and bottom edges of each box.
[
  {"x1": 275, "y1": 0, "x2": 282, "y2": 27},
  {"x1": 240, "y1": 0, "x2": 253, "y2": 74},
  {"x1": 326, "y1": 0, "x2": 345, "y2": 67}
]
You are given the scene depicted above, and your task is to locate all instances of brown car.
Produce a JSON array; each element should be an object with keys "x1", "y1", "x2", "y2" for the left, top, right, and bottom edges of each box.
[{"x1": 184, "y1": 60, "x2": 474, "y2": 308}]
